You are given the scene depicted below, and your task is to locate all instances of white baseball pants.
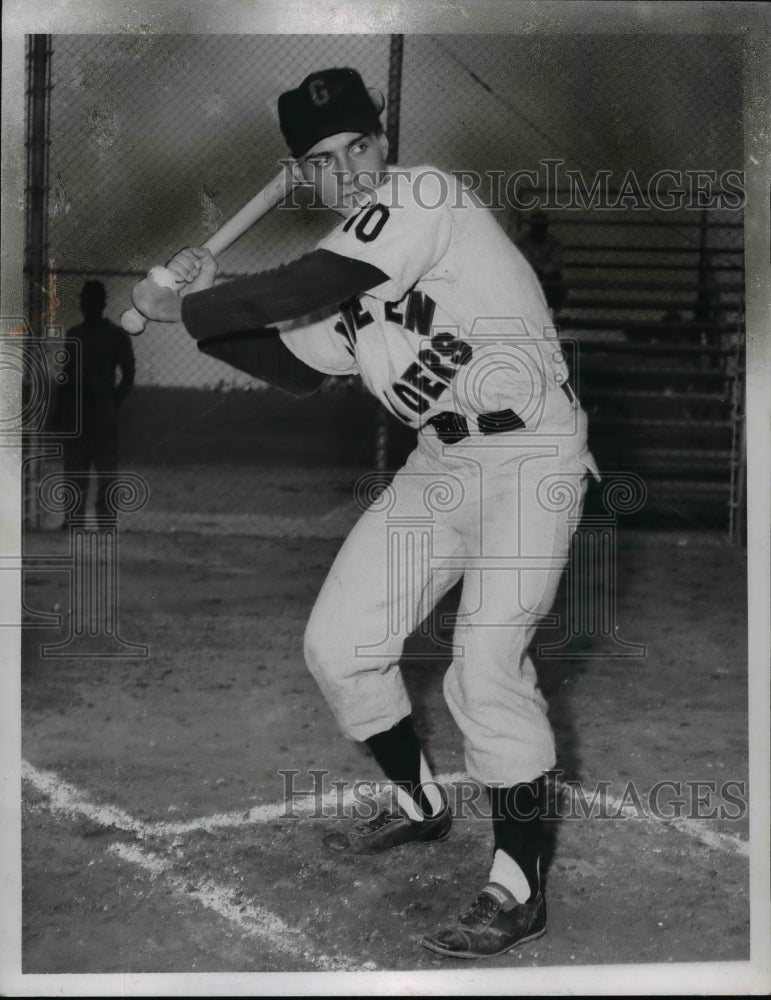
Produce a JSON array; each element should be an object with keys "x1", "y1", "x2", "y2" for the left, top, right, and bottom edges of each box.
[{"x1": 303, "y1": 421, "x2": 595, "y2": 786}]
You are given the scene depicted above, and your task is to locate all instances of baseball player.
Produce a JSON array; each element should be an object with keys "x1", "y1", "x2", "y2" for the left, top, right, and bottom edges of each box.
[
  {"x1": 54, "y1": 280, "x2": 135, "y2": 526},
  {"x1": 132, "y1": 67, "x2": 598, "y2": 959}
]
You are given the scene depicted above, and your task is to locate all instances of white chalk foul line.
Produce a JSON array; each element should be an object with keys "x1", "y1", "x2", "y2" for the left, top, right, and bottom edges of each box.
[
  {"x1": 22, "y1": 762, "x2": 367, "y2": 972},
  {"x1": 23, "y1": 759, "x2": 147, "y2": 836},
  {"x1": 589, "y1": 789, "x2": 750, "y2": 859},
  {"x1": 21, "y1": 760, "x2": 461, "y2": 838},
  {"x1": 23, "y1": 760, "x2": 749, "y2": 860},
  {"x1": 107, "y1": 843, "x2": 367, "y2": 972}
]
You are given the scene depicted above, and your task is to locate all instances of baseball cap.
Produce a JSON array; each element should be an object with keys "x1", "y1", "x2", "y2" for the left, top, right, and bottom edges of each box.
[{"x1": 278, "y1": 68, "x2": 383, "y2": 158}]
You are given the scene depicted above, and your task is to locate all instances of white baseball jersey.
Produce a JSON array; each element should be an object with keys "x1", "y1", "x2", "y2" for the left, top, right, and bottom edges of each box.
[{"x1": 280, "y1": 166, "x2": 574, "y2": 433}]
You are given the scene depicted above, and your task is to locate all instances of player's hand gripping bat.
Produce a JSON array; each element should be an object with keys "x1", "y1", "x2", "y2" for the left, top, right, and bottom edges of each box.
[{"x1": 121, "y1": 166, "x2": 295, "y2": 334}]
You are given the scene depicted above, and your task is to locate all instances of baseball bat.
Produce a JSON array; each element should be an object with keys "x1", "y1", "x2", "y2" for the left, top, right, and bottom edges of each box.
[{"x1": 121, "y1": 166, "x2": 295, "y2": 335}]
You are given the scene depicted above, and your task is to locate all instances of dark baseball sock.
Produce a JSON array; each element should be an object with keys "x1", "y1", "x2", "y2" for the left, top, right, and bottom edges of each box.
[
  {"x1": 365, "y1": 715, "x2": 436, "y2": 817},
  {"x1": 488, "y1": 778, "x2": 545, "y2": 902}
]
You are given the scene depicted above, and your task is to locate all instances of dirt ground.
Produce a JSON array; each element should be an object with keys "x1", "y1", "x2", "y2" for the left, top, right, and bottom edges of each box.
[{"x1": 17, "y1": 474, "x2": 753, "y2": 986}]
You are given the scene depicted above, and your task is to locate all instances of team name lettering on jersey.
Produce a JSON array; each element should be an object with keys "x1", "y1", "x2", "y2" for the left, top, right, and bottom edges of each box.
[
  {"x1": 331, "y1": 287, "x2": 473, "y2": 424},
  {"x1": 384, "y1": 290, "x2": 436, "y2": 336},
  {"x1": 389, "y1": 330, "x2": 473, "y2": 419},
  {"x1": 334, "y1": 296, "x2": 374, "y2": 355},
  {"x1": 334, "y1": 288, "x2": 435, "y2": 356}
]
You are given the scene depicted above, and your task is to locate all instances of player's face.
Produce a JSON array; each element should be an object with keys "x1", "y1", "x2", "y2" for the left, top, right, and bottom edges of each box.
[{"x1": 298, "y1": 131, "x2": 388, "y2": 217}]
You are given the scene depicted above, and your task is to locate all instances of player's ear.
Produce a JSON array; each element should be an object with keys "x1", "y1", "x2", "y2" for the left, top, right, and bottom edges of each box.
[{"x1": 377, "y1": 132, "x2": 389, "y2": 162}]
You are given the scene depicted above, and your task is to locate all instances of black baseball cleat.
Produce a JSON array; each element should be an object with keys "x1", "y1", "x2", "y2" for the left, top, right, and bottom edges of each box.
[
  {"x1": 421, "y1": 882, "x2": 546, "y2": 959},
  {"x1": 322, "y1": 791, "x2": 452, "y2": 855}
]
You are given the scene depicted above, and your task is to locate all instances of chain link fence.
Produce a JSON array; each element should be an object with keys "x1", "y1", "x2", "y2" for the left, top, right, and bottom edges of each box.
[{"x1": 29, "y1": 32, "x2": 745, "y2": 535}]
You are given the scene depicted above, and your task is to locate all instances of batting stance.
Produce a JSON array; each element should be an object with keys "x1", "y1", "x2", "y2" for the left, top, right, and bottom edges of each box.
[{"x1": 133, "y1": 68, "x2": 599, "y2": 959}]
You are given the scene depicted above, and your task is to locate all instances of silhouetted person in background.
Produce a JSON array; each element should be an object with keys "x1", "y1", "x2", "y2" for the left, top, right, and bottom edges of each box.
[
  {"x1": 511, "y1": 210, "x2": 566, "y2": 315},
  {"x1": 53, "y1": 280, "x2": 135, "y2": 526}
]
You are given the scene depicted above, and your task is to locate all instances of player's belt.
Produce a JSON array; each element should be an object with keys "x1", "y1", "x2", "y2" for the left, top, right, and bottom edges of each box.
[
  {"x1": 428, "y1": 383, "x2": 578, "y2": 444},
  {"x1": 428, "y1": 408, "x2": 526, "y2": 444}
]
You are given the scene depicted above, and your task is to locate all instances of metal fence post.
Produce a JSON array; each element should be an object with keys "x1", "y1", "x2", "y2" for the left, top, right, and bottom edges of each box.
[
  {"x1": 374, "y1": 34, "x2": 405, "y2": 475},
  {"x1": 24, "y1": 35, "x2": 53, "y2": 529},
  {"x1": 385, "y1": 34, "x2": 404, "y2": 165},
  {"x1": 728, "y1": 296, "x2": 747, "y2": 546}
]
